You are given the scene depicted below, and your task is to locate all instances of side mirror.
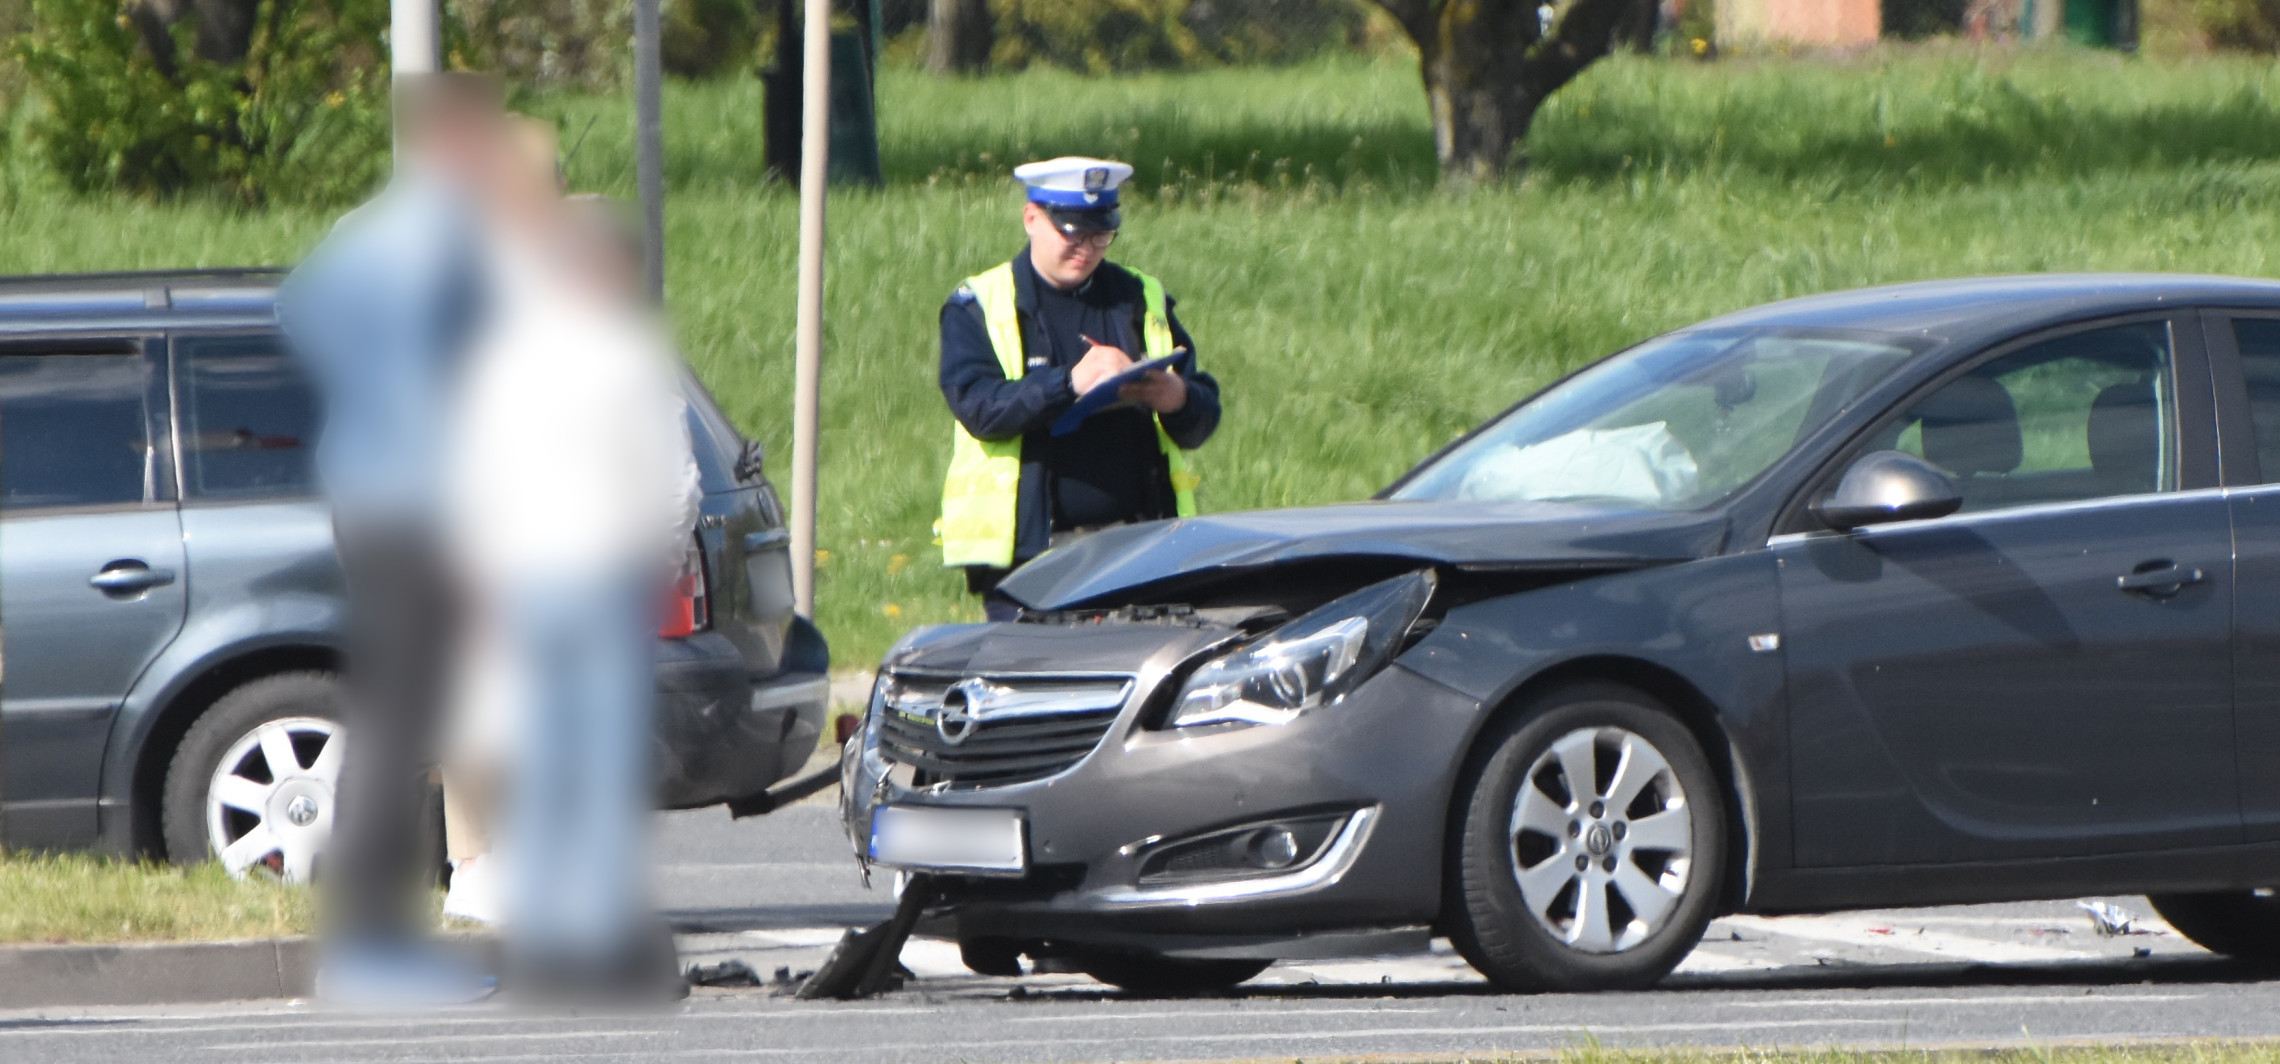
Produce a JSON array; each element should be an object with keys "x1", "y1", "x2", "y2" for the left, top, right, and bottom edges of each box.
[
  {"x1": 1813, "y1": 450, "x2": 1962, "y2": 530},
  {"x1": 734, "y1": 438, "x2": 767, "y2": 482}
]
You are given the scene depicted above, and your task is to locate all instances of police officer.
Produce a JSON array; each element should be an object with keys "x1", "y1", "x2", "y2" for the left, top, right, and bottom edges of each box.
[{"x1": 938, "y1": 157, "x2": 1222, "y2": 619}]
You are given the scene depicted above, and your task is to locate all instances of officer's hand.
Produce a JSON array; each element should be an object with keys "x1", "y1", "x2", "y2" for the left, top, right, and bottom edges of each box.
[
  {"x1": 1071, "y1": 343, "x2": 1136, "y2": 396},
  {"x1": 1119, "y1": 369, "x2": 1188, "y2": 414}
]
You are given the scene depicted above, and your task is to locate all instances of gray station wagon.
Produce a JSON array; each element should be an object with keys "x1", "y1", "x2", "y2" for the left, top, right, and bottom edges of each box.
[{"x1": 0, "y1": 269, "x2": 829, "y2": 877}]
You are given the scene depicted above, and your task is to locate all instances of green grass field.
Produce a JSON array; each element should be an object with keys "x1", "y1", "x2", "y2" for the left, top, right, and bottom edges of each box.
[
  {"x1": 0, "y1": 851, "x2": 311, "y2": 943},
  {"x1": 6, "y1": 46, "x2": 2280, "y2": 665}
]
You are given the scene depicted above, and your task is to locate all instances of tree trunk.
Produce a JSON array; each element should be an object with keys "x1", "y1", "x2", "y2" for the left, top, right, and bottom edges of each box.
[
  {"x1": 1612, "y1": 0, "x2": 1660, "y2": 50},
  {"x1": 761, "y1": 0, "x2": 801, "y2": 182},
  {"x1": 191, "y1": 0, "x2": 259, "y2": 63},
  {"x1": 925, "y1": 0, "x2": 991, "y2": 75},
  {"x1": 1378, "y1": 0, "x2": 1640, "y2": 182}
]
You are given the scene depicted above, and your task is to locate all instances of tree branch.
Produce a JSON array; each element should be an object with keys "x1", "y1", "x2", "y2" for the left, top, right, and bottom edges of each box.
[
  {"x1": 1522, "y1": 0, "x2": 1634, "y2": 100},
  {"x1": 1368, "y1": 0, "x2": 1438, "y2": 48}
]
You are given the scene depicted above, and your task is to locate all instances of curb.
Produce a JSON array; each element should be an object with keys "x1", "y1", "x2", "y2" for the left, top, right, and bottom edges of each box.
[{"x1": 0, "y1": 938, "x2": 315, "y2": 1009}]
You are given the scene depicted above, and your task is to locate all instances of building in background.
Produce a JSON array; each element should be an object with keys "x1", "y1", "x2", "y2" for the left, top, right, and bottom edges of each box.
[
  {"x1": 1717, "y1": 0, "x2": 2138, "y2": 49},
  {"x1": 1717, "y1": 0, "x2": 1881, "y2": 48},
  {"x1": 1963, "y1": 0, "x2": 2139, "y2": 47}
]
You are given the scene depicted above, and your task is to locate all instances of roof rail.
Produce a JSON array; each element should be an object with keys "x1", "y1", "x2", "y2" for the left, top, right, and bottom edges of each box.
[{"x1": 0, "y1": 266, "x2": 288, "y2": 288}]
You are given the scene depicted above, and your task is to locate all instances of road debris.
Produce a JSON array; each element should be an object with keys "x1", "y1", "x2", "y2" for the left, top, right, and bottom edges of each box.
[
  {"x1": 2078, "y1": 900, "x2": 2151, "y2": 936},
  {"x1": 684, "y1": 960, "x2": 765, "y2": 988}
]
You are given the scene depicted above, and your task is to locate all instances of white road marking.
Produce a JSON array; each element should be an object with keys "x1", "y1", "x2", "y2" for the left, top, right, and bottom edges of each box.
[
  {"x1": 0, "y1": 1005, "x2": 946, "y2": 1039},
  {"x1": 196, "y1": 1016, "x2": 1926, "y2": 1062},
  {"x1": 1722, "y1": 993, "x2": 2201, "y2": 1009},
  {"x1": 201, "y1": 1030, "x2": 661, "y2": 1051},
  {"x1": 1721, "y1": 913, "x2": 2106, "y2": 963},
  {"x1": 896, "y1": 936, "x2": 972, "y2": 978},
  {"x1": 1265, "y1": 955, "x2": 1483, "y2": 985},
  {"x1": 1002, "y1": 1006, "x2": 1438, "y2": 1023},
  {"x1": 659, "y1": 862, "x2": 861, "y2": 873},
  {"x1": 1673, "y1": 949, "x2": 1793, "y2": 972}
]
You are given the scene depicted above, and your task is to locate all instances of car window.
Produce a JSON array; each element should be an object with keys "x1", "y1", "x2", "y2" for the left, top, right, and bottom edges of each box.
[
  {"x1": 178, "y1": 333, "x2": 318, "y2": 501},
  {"x1": 1392, "y1": 329, "x2": 1915, "y2": 510},
  {"x1": 1865, "y1": 321, "x2": 2174, "y2": 514},
  {"x1": 2224, "y1": 317, "x2": 2280, "y2": 483},
  {"x1": 0, "y1": 351, "x2": 155, "y2": 511}
]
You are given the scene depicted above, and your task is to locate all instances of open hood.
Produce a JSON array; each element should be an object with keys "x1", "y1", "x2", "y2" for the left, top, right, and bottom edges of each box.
[{"x1": 996, "y1": 499, "x2": 1730, "y2": 612}]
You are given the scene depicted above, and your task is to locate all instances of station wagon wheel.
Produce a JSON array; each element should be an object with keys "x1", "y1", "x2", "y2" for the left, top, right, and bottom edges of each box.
[
  {"x1": 163, "y1": 672, "x2": 347, "y2": 883},
  {"x1": 204, "y1": 717, "x2": 343, "y2": 881},
  {"x1": 1445, "y1": 683, "x2": 1725, "y2": 993}
]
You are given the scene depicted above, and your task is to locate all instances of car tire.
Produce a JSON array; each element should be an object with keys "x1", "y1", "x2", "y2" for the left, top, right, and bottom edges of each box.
[
  {"x1": 1443, "y1": 682, "x2": 1726, "y2": 993},
  {"x1": 162, "y1": 671, "x2": 348, "y2": 881},
  {"x1": 959, "y1": 937, "x2": 1026, "y2": 977},
  {"x1": 1066, "y1": 948, "x2": 1271, "y2": 995},
  {"x1": 2148, "y1": 891, "x2": 2280, "y2": 967}
]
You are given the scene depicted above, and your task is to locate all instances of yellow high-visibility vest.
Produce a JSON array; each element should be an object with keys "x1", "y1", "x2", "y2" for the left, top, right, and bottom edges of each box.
[{"x1": 938, "y1": 262, "x2": 1199, "y2": 569}]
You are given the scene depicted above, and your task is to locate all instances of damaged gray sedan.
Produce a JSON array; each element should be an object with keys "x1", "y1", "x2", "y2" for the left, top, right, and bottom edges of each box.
[{"x1": 845, "y1": 275, "x2": 2280, "y2": 993}]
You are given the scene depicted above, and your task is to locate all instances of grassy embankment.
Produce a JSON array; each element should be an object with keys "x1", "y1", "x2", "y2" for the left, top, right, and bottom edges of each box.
[
  {"x1": 5, "y1": 47, "x2": 2280, "y2": 671},
  {"x1": 0, "y1": 852, "x2": 312, "y2": 943}
]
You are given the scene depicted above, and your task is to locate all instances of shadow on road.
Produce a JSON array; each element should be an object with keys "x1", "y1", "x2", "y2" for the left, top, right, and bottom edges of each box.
[{"x1": 947, "y1": 953, "x2": 2280, "y2": 1005}]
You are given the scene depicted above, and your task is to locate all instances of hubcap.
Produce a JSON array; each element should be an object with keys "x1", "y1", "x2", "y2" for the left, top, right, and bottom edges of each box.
[
  {"x1": 1507, "y1": 726, "x2": 1693, "y2": 954},
  {"x1": 205, "y1": 717, "x2": 345, "y2": 883}
]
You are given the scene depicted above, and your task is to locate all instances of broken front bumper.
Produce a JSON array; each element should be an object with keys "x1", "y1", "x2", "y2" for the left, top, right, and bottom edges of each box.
[{"x1": 839, "y1": 620, "x2": 1484, "y2": 950}]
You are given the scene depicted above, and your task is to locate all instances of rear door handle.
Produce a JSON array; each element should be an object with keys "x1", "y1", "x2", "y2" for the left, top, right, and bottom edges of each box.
[
  {"x1": 90, "y1": 560, "x2": 176, "y2": 597},
  {"x1": 2117, "y1": 561, "x2": 2204, "y2": 598},
  {"x1": 744, "y1": 529, "x2": 791, "y2": 553}
]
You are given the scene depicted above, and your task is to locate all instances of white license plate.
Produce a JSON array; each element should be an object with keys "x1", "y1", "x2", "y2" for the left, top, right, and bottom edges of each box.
[{"x1": 868, "y1": 806, "x2": 1028, "y2": 874}]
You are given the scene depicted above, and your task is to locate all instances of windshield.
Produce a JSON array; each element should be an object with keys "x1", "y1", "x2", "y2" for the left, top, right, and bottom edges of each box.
[{"x1": 1391, "y1": 329, "x2": 1918, "y2": 510}]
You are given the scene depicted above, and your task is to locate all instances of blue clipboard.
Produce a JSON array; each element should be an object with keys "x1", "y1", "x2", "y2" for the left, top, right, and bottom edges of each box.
[{"x1": 1049, "y1": 349, "x2": 1193, "y2": 437}]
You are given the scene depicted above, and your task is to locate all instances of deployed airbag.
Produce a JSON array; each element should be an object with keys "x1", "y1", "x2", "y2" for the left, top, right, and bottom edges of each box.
[{"x1": 1455, "y1": 422, "x2": 1700, "y2": 508}]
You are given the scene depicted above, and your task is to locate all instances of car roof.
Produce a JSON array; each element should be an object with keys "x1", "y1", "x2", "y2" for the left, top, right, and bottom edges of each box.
[
  {"x1": 1692, "y1": 273, "x2": 2280, "y2": 343},
  {"x1": 0, "y1": 268, "x2": 282, "y2": 334}
]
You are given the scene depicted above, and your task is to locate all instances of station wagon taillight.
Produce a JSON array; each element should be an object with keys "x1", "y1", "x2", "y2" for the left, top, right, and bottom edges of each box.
[{"x1": 659, "y1": 537, "x2": 710, "y2": 639}]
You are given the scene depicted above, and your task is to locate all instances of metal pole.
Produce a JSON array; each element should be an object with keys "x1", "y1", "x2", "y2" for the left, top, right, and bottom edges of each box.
[
  {"x1": 633, "y1": 0, "x2": 666, "y2": 302},
  {"x1": 388, "y1": 0, "x2": 438, "y2": 161},
  {"x1": 789, "y1": 0, "x2": 830, "y2": 618},
  {"x1": 389, "y1": 0, "x2": 438, "y2": 76}
]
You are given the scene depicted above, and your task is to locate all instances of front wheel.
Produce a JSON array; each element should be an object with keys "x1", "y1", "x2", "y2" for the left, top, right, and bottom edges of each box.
[
  {"x1": 1443, "y1": 683, "x2": 1726, "y2": 993},
  {"x1": 2148, "y1": 891, "x2": 2280, "y2": 966},
  {"x1": 1066, "y1": 948, "x2": 1271, "y2": 995}
]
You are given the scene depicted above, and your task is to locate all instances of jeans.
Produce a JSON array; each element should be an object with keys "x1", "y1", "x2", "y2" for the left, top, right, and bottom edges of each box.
[
  {"x1": 327, "y1": 521, "x2": 461, "y2": 944},
  {"x1": 495, "y1": 572, "x2": 657, "y2": 970}
]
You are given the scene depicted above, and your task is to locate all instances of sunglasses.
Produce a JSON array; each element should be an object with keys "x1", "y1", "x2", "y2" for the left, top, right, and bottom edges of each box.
[{"x1": 1058, "y1": 228, "x2": 1118, "y2": 251}]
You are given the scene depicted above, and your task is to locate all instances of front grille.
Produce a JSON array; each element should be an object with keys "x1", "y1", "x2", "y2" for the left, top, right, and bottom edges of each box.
[{"x1": 877, "y1": 672, "x2": 1133, "y2": 787}]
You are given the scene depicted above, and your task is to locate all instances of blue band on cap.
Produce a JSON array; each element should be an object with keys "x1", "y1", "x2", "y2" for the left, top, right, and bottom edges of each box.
[{"x1": 1027, "y1": 186, "x2": 1120, "y2": 209}]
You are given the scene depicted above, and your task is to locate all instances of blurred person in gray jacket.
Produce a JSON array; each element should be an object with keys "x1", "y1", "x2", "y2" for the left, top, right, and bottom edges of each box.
[{"x1": 276, "y1": 72, "x2": 508, "y2": 1006}]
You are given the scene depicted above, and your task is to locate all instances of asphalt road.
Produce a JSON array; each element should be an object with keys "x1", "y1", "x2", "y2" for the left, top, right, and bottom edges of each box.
[{"x1": 8, "y1": 795, "x2": 2280, "y2": 1063}]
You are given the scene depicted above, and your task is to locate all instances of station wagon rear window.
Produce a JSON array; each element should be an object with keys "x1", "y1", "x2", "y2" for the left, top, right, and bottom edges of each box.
[{"x1": 178, "y1": 334, "x2": 317, "y2": 500}]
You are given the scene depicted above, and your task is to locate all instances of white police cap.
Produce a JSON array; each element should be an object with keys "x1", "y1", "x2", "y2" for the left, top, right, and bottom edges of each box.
[{"x1": 1013, "y1": 156, "x2": 1134, "y2": 210}]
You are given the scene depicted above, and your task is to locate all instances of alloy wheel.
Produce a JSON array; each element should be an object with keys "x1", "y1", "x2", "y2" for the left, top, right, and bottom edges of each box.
[
  {"x1": 1507, "y1": 725, "x2": 1693, "y2": 954},
  {"x1": 205, "y1": 716, "x2": 345, "y2": 882}
]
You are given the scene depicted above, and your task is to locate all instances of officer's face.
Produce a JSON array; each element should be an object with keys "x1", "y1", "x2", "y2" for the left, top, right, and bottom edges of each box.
[{"x1": 1023, "y1": 203, "x2": 1109, "y2": 289}]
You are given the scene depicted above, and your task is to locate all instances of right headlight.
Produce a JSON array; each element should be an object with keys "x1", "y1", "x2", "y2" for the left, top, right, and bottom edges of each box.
[{"x1": 1167, "y1": 570, "x2": 1436, "y2": 729}]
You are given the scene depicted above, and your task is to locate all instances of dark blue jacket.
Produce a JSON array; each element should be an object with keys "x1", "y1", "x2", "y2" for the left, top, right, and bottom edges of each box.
[{"x1": 940, "y1": 250, "x2": 1221, "y2": 564}]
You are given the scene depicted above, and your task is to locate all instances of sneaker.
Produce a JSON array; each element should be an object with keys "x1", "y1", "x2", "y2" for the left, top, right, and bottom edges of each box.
[
  {"x1": 315, "y1": 944, "x2": 499, "y2": 1007},
  {"x1": 442, "y1": 857, "x2": 502, "y2": 925}
]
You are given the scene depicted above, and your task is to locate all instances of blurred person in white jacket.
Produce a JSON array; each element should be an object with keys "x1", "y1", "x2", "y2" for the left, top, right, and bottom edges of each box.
[{"x1": 447, "y1": 119, "x2": 701, "y2": 1000}]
